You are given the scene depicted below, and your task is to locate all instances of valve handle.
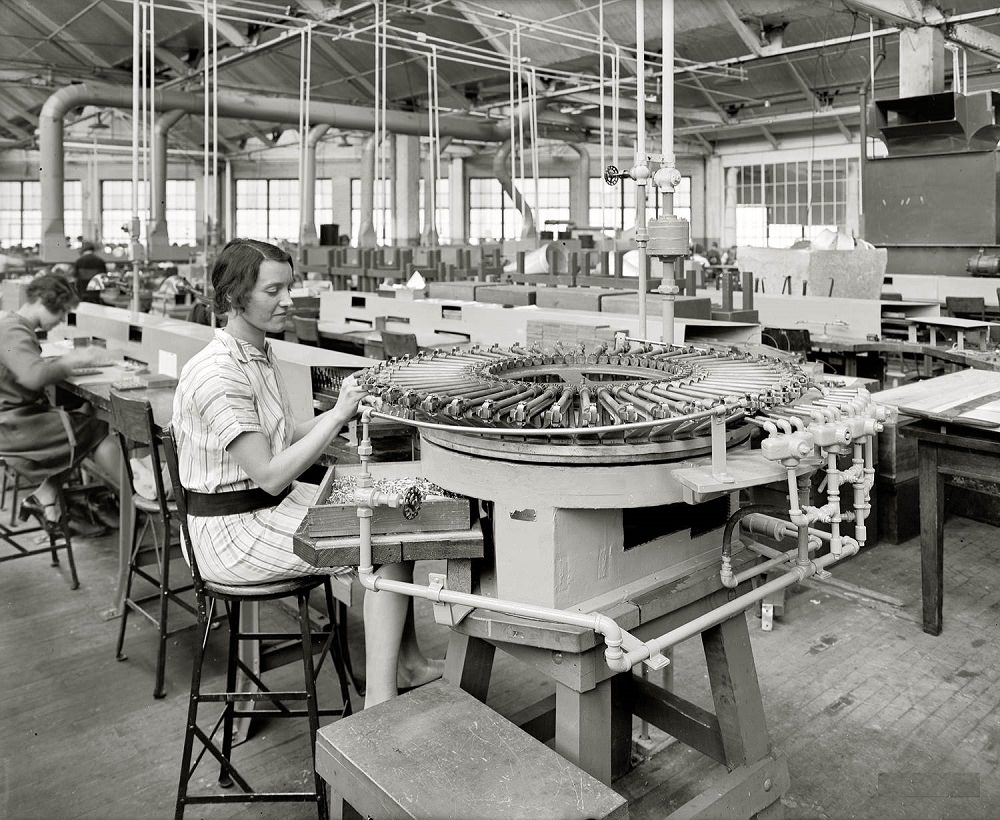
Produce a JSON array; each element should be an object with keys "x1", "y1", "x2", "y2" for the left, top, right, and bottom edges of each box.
[
  {"x1": 402, "y1": 485, "x2": 423, "y2": 520},
  {"x1": 604, "y1": 165, "x2": 629, "y2": 186}
]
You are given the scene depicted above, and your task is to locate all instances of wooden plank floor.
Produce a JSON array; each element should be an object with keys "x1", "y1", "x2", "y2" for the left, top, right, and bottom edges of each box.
[{"x1": 3, "y1": 504, "x2": 1000, "y2": 819}]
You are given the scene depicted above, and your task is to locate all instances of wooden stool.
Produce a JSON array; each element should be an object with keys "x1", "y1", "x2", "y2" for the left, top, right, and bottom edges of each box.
[
  {"x1": 162, "y1": 430, "x2": 353, "y2": 820},
  {"x1": 316, "y1": 680, "x2": 628, "y2": 820}
]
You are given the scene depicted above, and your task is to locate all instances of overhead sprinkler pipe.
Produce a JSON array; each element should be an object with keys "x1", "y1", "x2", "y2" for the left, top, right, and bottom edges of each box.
[{"x1": 633, "y1": 0, "x2": 650, "y2": 337}]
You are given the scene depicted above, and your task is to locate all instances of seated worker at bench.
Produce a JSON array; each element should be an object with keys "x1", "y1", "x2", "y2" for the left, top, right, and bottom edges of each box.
[
  {"x1": 171, "y1": 239, "x2": 442, "y2": 708},
  {"x1": 0, "y1": 273, "x2": 120, "y2": 531}
]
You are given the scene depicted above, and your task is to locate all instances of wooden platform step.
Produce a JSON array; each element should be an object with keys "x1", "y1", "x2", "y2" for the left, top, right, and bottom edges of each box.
[{"x1": 316, "y1": 680, "x2": 628, "y2": 819}]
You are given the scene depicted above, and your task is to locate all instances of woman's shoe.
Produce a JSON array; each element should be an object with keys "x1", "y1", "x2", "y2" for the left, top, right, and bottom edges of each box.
[{"x1": 18, "y1": 495, "x2": 60, "y2": 533}]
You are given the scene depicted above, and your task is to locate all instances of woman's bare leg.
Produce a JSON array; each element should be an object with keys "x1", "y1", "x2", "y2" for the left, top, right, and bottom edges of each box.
[{"x1": 362, "y1": 561, "x2": 442, "y2": 709}]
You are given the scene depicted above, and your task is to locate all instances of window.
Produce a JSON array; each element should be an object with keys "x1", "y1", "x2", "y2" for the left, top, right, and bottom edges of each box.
[
  {"x1": 101, "y1": 180, "x2": 149, "y2": 245},
  {"x1": 0, "y1": 181, "x2": 46, "y2": 247},
  {"x1": 166, "y1": 179, "x2": 197, "y2": 245},
  {"x1": 589, "y1": 175, "x2": 692, "y2": 235},
  {"x1": 531, "y1": 177, "x2": 570, "y2": 234},
  {"x1": 315, "y1": 178, "x2": 334, "y2": 236},
  {"x1": 234, "y1": 178, "x2": 316, "y2": 243},
  {"x1": 468, "y1": 178, "x2": 519, "y2": 243},
  {"x1": 64, "y1": 181, "x2": 83, "y2": 245},
  {"x1": 418, "y1": 178, "x2": 450, "y2": 244},
  {"x1": 734, "y1": 158, "x2": 852, "y2": 248},
  {"x1": 349, "y1": 178, "x2": 393, "y2": 245}
]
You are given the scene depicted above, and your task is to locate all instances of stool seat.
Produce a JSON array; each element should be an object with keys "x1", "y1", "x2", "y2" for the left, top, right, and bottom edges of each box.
[
  {"x1": 132, "y1": 493, "x2": 177, "y2": 514},
  {"x1": 316, "y1": 680, "x2": 629, "y2": 820},
  {"x1": 203, "y1": 574, "x2": 327, "y2": 599}
]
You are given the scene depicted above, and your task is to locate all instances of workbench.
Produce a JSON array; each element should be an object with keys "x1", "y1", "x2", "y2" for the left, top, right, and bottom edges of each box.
[{"x1": 876, "y1": 370, "x2": 1000, "y2": 635}]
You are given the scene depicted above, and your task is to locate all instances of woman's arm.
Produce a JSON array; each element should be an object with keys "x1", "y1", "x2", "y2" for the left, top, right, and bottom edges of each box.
[
  {"x1": 226, "y1": 375, "x2": 368, "y2": 494},
  {"x1": 0, "y1": 329, "x2": 110, "y2": 392}
]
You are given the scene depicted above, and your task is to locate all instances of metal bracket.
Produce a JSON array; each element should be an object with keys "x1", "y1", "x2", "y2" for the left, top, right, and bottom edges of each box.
[
  {"x1": 761, "y1": 602, "x2": 774, "y2": 632},
  {"x1": 428, "y1": 572, "x2": 473, "y2": 627}
]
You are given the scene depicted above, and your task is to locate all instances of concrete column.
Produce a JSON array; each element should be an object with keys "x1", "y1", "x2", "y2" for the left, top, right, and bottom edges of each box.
[
  {"x1": 568, "y1": 144, "x2": 590, "y2": 228},
  {"x1": 723, "y1": 166, "x2": 739, "y2": 247},
  {"x1": 394, "y1": 133, "x2": 420, "y2": 245},
  {"x1": 899, "y1": 26, "x2": 945, "y2": 97},
  {"x1": 449, "y1": 157, "x2": 466, "y2": 243}
]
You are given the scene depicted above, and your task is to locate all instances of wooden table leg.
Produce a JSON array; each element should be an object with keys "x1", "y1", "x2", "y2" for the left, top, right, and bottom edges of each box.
[
  {"x1": 702, "y1": 613, "x2": 771, "y2": 768},
  {"x1": 103, "y1": 457, "x2": 135, "y2": 620},
  {"x1": 553, "y1": 676, "x2": 631, "y2": 785},
  {"x1": 919, "y1": 442, "x2": 945, "y2": 635},
  {"x1": 444, "y1": 631, "x2": 495, "y2": 702}
]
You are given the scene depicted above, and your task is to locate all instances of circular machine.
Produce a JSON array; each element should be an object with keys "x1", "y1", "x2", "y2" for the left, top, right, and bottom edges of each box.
[{"x1": 359, "y1": 342, "x2": 814, "y2": 609}]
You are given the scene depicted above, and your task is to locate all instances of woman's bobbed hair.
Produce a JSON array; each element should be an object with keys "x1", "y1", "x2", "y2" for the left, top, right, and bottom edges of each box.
[
  {"x1": 211, "y1": 238, "x2": 293, "y2": 315},
  {"x1": 27, "y1": 273, "x2": 79, "y2": 314}
]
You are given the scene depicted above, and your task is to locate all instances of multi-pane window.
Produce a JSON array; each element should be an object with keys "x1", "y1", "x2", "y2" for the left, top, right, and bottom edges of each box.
[
  {"x1": 349, "y1": 179, "x2": 393, "y2": 245},
  {"x1": 589, "y1": 175, "x2": 691, "y2": 235},
  {"x1": 166, "y1": 179, "x2": 197, "y2": 245},
  {"x1": 468, "y1": 178, "x2": 519, "y2": 243},
  {"x1": 315, "y1": 178, "x2": 334, "y2": 236},
  {"x1": 418, "y1": 178, "x2": 450, "y2": 244},
  {"x1": 101, "y1": 180, "x2": 149, "y2": 244},
  {"x1": 735, "y1": 159, "x2": 851, "y2": 247},
  {"x1": 0, "y1": 181, "x2": 47, "y2": 247},
  {"x1": 234, "y1": 178, "x2": 313, "y2": 243},
  {"x1": 64, "y1": 181, "x2": 83, "y2": 245},
  {"x1": 531, "y1": 177, "x2": 570, "y2": 234}
]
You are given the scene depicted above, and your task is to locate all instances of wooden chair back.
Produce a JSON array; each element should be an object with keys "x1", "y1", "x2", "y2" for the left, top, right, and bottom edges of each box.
[
  {"x1": 293, "y1": 315, "x2": 320, "y2": 346},
  {"x1": 944, "y1": 296, "x2": 986, "y2": 321},
  {"x1": 380, "y1": 329, "x2": 419, "y2": 359},
  {"x1": 161, "y1": 428, "x2": 209, "y2": 618},
  {"x1": 110, "y1": 390, "x2": 173, "y2": 522}
]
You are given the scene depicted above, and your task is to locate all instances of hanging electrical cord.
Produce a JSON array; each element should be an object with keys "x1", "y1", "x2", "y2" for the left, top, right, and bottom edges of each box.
[
  {"x1": 515, "y1": 27, "x2": 526, "y2": 238},
  {"x1": 528, "y1": 67, "x2": 540, "y2": 240},
  {"x1": 211, "y1": 0, "x2": 218, "y2": 254},
  {"x1": 378, "y1": 0, "x2": 389, "y2": 245},
  {"x1": 425, "y1": 45, "x2": 441, "y2": 245}
]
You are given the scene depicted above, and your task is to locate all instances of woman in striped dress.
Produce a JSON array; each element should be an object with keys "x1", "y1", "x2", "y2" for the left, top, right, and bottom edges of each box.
[{"x1": 172, "y1": 238, "x2": 441, "y2": 708}]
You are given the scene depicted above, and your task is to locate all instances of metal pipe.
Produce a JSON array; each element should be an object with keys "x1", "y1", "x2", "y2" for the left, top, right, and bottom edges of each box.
[
  {"x1": 301, "y1": 123, "x2": 332, "y2": 246},
  {"x1": 609, "y1": 541, "x2": 860, "y2": 671}
]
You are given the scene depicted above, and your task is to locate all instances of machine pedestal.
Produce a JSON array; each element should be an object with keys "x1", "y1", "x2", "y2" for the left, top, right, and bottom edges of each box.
[{"x1": 444, "y1": 579, "x2": 789, "y2": 819}]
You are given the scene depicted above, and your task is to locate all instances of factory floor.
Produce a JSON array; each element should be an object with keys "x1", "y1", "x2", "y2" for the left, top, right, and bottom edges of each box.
[{"x1": 2, "y1": 508, "x2": 998, "y2": 820}]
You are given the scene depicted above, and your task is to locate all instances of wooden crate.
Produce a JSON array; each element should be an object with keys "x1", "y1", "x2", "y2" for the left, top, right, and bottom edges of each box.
[
  {"x1": 877, "y1": 414, "x2": 918, "y2": 480},
  {"x1": 304, "y1": 461, "x2": 474, "y2": 538}
]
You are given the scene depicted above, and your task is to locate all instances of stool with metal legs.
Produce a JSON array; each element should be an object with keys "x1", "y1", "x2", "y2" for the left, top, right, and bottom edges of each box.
[
  {"x1": 109, "y1": 391, "x2": 199, "y2": 699},
  {"x1": 0, "y1": 454, "x2": 79, "y2": 589},
  {"x1": 161, "y1": 429, "x2": 352, "y2": 820}
]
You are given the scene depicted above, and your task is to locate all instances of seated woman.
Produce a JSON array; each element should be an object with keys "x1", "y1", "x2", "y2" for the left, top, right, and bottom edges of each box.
[
  {"x1": 0, "y1": 273, "x2": 120, "y2": 529},
  {"x1": 171, "y1": 238, "x2": 440, "y2": 708}
]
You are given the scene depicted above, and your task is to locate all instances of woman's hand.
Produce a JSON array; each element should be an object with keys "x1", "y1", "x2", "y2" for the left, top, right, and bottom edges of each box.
[
  {"x1": 61, "y1": 347, "x2": 114, "y2": 369},
  {"x1": 332, "y1": 375, "x2": 369, "y2": 423}
]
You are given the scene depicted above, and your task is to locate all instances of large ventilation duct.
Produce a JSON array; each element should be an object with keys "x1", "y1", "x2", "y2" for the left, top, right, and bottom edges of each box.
[
  {"x1": 568, "y1": 143, "x2": 590, "y2": 229},
  {"x1": 357, "y1": 134, "x2": 378, "y2": 248},
  {"x1": 39, "y1": 83, "x2": 558, "y2": 260},
  {"x1": 148, "y1": 109, "x2": 185, "y2": 259},
  {"x1": 301, "y1": 123, "x2": 332, "y2": 246},
  {"x1": 492, "y1": 140, "x2": 536, "y2": 240}
]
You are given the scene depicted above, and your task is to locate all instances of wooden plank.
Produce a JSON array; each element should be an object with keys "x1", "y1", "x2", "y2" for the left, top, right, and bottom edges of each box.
[
  {"x1": 919, "y1": 441, "x2": 945, "y2": 636},
  {"x1": 292, "y1": 523, "x2": 484, "y2": 568},
  {"x1": 631, "y1": 675, "x2": 727, "y2": 765},
  {"x1": 315, "y1": 681, "x2": 628, "y2": 819},
  {"x1": 305, "y1": 497, "x2": 474, "y2": 538}
]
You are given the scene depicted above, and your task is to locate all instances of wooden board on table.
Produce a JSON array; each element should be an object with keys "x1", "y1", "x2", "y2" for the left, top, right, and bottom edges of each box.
[{"x1": 876, "y1": 370, "x2": 1000, "y2": 429}]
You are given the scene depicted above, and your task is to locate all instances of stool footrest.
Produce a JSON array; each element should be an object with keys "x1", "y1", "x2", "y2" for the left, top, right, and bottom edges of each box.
[{"x1": 197, "y1": 691, "x2": 309, "y2": 703}]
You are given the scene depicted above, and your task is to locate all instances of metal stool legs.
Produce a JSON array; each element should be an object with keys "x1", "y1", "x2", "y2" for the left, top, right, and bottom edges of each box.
[{"x1": 174, "y1": 577, "x2": 351, "y2": 820}]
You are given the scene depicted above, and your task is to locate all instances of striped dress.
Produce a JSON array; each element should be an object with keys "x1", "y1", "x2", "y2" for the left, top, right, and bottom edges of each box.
[{"x1": 171, "y1": 329, "x2": 329, "y2": 584}]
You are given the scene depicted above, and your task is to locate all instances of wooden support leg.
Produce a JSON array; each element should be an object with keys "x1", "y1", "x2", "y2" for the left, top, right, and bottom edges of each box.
[
  {"x1": 919, "y1": 442, "x2": 945, "y2": 636},
  {"x1": 444, "y1": 631, "x2": 495, "y2": 702},
  {"x1": 554, "y1": 676, "x2": 631, "y2": 785},
  {"x1": 702, "y1": 613, "x2": 771, "y2": 768}
]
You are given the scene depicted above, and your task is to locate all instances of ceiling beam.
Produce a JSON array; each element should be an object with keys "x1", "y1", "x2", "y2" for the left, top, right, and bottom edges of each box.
[
  {"x1": 715, "y1": 0, "x2": 762, "y2": 56},
  {"x1": 311, "y1": 37, "x2": 377, "y2": 98},
  {"x1": 675, "y1": 104, "x2": 861, "y2": 136},
  {"x1": 947, "y1": 23, "x2": 1000, "y2": 60},
  {"x1": 8, "y1": 0, "x2": 113, "y2": 68},
  {"x1": 179, "y1": 1, "x2": 250, "y2": 48},
  {"x1": 98, "y1": 1, "x2": 192, "y2": 78},
  {"x1": 841, "y1": 1, "x2": 943, "y2": 26},
  {"x1": 0, "y1": 86, "x2": 40, "y2": 124},
  {"x1": 569, "y1": 0, "x2": 638, "y2": 76},
  {"x1": 833, "y1": 116, "x2": 854, "y2": 142},
  {"x1": 782, "y1": 57, "x2": 819, "y2": 110},
  {"x1": 758, "y1": 126, "x2": 779, "y2": 148},
  {"x1": 686, "y1": 72, "x2": 728, "y2": 118}
]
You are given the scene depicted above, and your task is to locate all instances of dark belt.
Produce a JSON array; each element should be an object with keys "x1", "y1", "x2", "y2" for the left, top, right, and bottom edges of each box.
[{"x1": 186, "y1": 486, "x2": 291, "y2": 516}]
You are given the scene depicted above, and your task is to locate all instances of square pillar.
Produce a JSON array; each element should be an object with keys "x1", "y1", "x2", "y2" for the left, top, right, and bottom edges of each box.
[{"x1": 899, "y1": 26, "x2": 945, "y2": 97}]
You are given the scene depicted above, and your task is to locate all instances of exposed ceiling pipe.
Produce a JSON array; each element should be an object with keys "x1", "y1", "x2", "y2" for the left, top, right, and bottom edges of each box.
[
  {"x1": 301, "y1": 123, "x2": 332, "y2": 245},
  {"x1": 357, "y1": 133, "x2": 378, "y2": 248},
  {"x1": 493, "y1": 140, "x2": 536, "y2": 240},
  {"x1": 567, "y1": 143, "x2": 590, "y2": 229},
  {"x1": 38, "y1": 82, "x2": 569, "y2": 259},
  {"x1": 148, "y1": 109, "x2": 186, "y2": 258}
]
